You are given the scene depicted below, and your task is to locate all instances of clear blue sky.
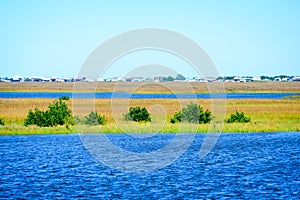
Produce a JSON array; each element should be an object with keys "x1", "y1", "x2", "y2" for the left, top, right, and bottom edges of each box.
[{"x1": 0, "y1": 0, "x2": 299, "y2": 78}]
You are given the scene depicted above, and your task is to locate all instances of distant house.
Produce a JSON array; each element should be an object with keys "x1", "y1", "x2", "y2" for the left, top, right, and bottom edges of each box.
[
  {"x1": 12, "y1": 75, "x2": 23, "y2": 82},
  {"x1": 143, "y1": 77, "x2": 153, "y2": 82},
  {"x1": 191, "y1": 77, "x2": 217, "y2": 82},
  {"x1": 41, "y1": 77, "x2": 51, "y2": 82},
  {"x1": 56, "y1": 78, "x2": 65, "y2": 82},
  {"x1": 153, "y1": 77, "x2": 165, "y2": 82},
  {"x1": 274, "y1": 77, "x2": 281, "y2": 82},
  {"x1": 0, "y1": 77, "x2": 11, "y2": 82},
  {"x1": 252, "y1": 76, "x2": 261, "y2": 82},
  {"x1": 205, "y1": 77, "x2": 217, "y2": 82},
  {"x1": 241, "y1": 77, "x2": 252, "y2": 82},
  {"x1": 233, "y1": 76, "x2": 241, "y2": 82},
  {"x1": 125, "y1": 77, "x2": 144, "y2": 82},
  {"x1": 84, "y1": 77, "x2": 97, "y2": 82},
  {"x1": 233, "y1": 76, "x2": 252, "y2": 82},
  {"x1": 193, "y1": 77, "x2": 205, "y2": 82},
  {"x1": 85, "y1": 77, "x2": 105, "y2": 82},
  {"x1": 281, "y1": 77, "x2": 290, "y2": 82},
  {"x1": 260, "y1": 78, "x2": 272, "y2": 82},
  {"x1": 72, "y1": 77, "x2": 86, "y2": 82},
  {"x1": 292, "y1": 77, "x2": 300, "y2": 81},
  {"x1": 31, "y1": 76, "x2": 42, "y2": 82},
  {"x1": 111, "y1": 77, "x2": 124, "y2": 82}
]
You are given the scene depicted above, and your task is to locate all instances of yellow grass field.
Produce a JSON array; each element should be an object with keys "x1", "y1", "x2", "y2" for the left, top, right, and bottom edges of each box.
[
  {"x1": 0, "y1": 97, "x2": 299, "y2": 134},
  {"x1": 1, "y1": 81, "x2": 300, "y2": 93}
]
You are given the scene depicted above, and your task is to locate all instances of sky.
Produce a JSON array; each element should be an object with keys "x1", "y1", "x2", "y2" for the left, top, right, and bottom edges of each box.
[{"x1": 0, "y1": 0, "x2": 300, "y2": 78}]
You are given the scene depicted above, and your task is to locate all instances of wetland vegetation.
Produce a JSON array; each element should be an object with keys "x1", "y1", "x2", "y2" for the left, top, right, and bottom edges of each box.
[{"x1": 0, "y1": 82, "x2": 299, "y2": 135}]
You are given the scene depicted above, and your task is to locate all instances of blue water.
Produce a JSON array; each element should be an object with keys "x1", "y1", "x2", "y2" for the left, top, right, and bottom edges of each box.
[
  {"x1": 1, "y1": 132, "x2": 299, "y2": 199},
  {"x1": 0, "y1": 92, "x2": 298, "y2": 99}
]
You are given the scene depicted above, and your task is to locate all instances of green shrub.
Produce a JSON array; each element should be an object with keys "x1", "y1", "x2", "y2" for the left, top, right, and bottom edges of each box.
[
  {"x1": 59, "y1": 96, "x2": 70, "y2": 100},
  {"x1": 170, "y1": 111, "x2": 181, "y2": 123},
  {"x1": 226, "y1": 111, "x2": 250, "y2": 123},
  {"x1": 64, "y1": 116, "x2": 75, "y2": 129},
  {"x1": 84, "y1": 111, "x2": 106, "y2": 125},
  {"x1": 24, "y1": 99, "x2": 72, "y2": 127},
  {"x1": 124, "y1": 106, "x2": 151, "y2": 122},
  {"x1": 0, "y1": 118, "x2": 4, "y2": 125},
  {"x1": 24, "y1": 108, "x2": 44, "y2": 127},
  {"x1": 74, "y1": 115, "x2": 83, "y2": 124},
  {"x1": 170, "y1": 103, "x2": 212, "y2": 124}
]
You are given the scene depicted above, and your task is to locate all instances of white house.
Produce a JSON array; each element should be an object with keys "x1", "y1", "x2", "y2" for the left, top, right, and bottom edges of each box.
[
  {"x1": 281, "y1": 77, "x2": 290, "y2": 82},
  {"x1": 12, "y1": 75, "x2": 23, "y2": 82},
  {"x1": 252, "y1": 76, "x2": 261, "y2": 82},
  {"x1": 233, "y1": 76, "x2": 241, "y2": 82},
  {"x1": 292, "y1": 77, "x2": 300, "y2": 81}
]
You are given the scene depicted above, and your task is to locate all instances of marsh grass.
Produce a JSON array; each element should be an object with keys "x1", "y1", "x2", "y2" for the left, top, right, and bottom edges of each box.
[
  {"x1": 282, "y1": 95, "x2": 300, "y2": 99},
  {"x1": 1, "y1": 82, "x2": 300, "y2": 93},
  {"x1": 0, "y1": 98, "x2": 299, "y2": 135}
]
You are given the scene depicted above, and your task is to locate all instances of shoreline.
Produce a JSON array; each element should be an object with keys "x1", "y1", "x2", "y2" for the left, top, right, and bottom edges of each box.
[
  {"x1": 1, "y1": 129, "x2": 299, "y2": 136},
  {"x1": 1, "y1": 124, "x2": 299, "y2": 136}
]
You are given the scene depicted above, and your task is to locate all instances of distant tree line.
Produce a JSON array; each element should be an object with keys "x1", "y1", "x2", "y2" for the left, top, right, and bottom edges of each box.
[{"x1": 159, "y1": 74, "x2": 186, "y2": 82}]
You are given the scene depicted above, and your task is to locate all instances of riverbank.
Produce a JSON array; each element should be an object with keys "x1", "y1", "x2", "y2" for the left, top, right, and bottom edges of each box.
[{"x1": 0, "y1": 98, "x2": 299, "y2": 135}]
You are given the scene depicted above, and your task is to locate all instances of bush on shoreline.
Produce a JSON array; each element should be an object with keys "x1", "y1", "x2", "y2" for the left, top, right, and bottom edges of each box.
[
  {"x1": 83, "y1": 111, "x2": 106, "y2": 125},
  {"x1": 0, "y1": 118, "x2": 4, "y2": 126},
  {"x1": 74, "y1": 112, "x2": 106, "y2": 126},
  {"x1": 59, "y1": 96, "x2": 70, "y2": 100},
  {"x1": 124, "y1": 106, "x2": 151, "y2": 122},
  {"x1": 24, "y1": 99, "x2": 73, "y2": 127},
  {"x1": 170, "y1": 103, "x2": 213, "y2": 124},
  {"x1": 226, "y1": 111, "x2": 250, "y2": 123}
]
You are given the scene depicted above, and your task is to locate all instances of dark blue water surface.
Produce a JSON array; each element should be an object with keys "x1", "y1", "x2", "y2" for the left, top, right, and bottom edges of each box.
[
  {"x1": 0, "y1": 92, "x2": 299, "y2": 99},
  {"x1": 1, "y1": 132, "x2": 299, "y2": 199}
]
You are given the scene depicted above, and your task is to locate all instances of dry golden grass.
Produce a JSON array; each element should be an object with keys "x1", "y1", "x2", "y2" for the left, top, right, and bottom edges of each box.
[
  {"x1": 0, "y1": 97, "x2": 299, "y2": 134},
  {"x1": 1, "y1": 81, "x2": 300, "y2": 93}
]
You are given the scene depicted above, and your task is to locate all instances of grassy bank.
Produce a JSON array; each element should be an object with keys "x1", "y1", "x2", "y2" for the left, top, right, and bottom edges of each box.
[{"x1": 0, "y1": 98, "x2": 299, "y2": 135}]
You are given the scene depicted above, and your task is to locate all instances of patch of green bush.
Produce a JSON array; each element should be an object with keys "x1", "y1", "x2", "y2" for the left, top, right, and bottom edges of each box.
[
  {"x1": 83, "y1": 111, "x2": 106, "y2": 125},
  {"x1": 0, "y1": 118, "x2": 4, "y2": 125},
  {"x1": 24, "y1": 99, "x2": 73, "y2": 127},
  {"x1": 124, "y1": 106, "x2": 151, "y2": 122},
  {"x1": 170, "y1": 103, "x2": 212, "y2": 124},
  {"x1": 170, "y1": 111, "x2": 181, "y2": 124},
  {"x1": 74, "y1": 115, "x2": 82, "y2": 124},
  {"x1": 64, "y1": 116, "x2": 75, "y2": 129},
  {"x1": 59, "y1": 96, "x2": 70, "y2": 100},
  {"x1": 226, "y1": 111, "x2": 250, "y2": 123},
  {"x1": 74, "y1": 112, "x2": 106, "y2": 126}
]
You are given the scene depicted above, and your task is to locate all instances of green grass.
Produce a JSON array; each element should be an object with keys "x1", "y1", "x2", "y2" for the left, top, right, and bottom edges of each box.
[
  {"x1": 0, "y1": 125, "x2": 73, "y2": 135},
  {"x1": 282, "y1": 95, "x2": 300, "y2": 99},
  {"x1": 1, "y1": 118, "x2": 299, "y2": 135}
]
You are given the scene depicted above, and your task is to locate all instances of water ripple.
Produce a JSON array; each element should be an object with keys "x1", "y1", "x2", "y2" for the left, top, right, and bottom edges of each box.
[{"x1": 0, "y1": 132, "x2": 299, "y2": 199}]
